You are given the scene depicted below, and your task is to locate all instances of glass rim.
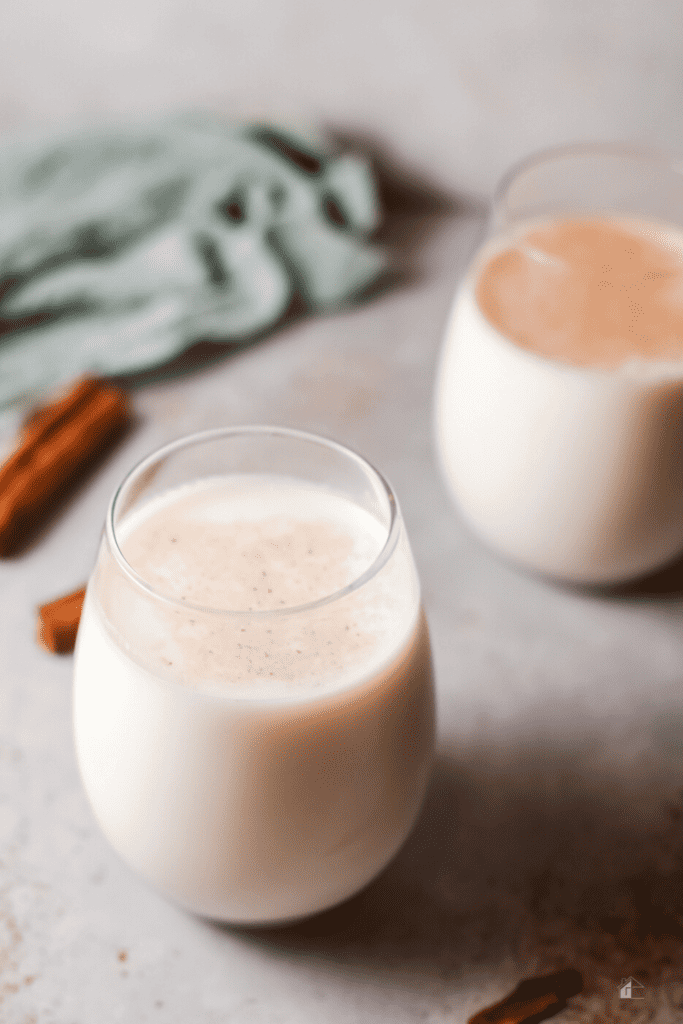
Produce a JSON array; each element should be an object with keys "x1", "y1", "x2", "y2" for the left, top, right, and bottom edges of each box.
[
  {"x1": 492, "y1": 140, "x2": 683, "y2": 221},
  {"x1": 105, "y1": 424, "x2": 401, "y2": 617}
]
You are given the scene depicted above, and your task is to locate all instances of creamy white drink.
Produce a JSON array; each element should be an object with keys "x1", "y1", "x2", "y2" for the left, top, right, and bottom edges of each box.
[
  {"x1": 435, "y1": 209, "x2": 683, "y2": 585},
  {"x1": 74, "y1": 439, "x2": 434, "y2": 924}
]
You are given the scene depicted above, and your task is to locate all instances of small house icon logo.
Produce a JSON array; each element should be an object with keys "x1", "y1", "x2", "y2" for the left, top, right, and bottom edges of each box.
[{"x1": 619, "y1": 977, "x2": 645, "y2": 999}]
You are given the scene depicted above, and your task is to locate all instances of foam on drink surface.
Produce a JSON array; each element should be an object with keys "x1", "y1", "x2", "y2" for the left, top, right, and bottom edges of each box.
[
  {"x1": 119, "y1": 476, "x2": 385, "y2": 611},
  {"x1": 475, "y1": 215, "x2": 683, "y2": 370},
  {"x1": 95, "y1": 474, "x2": 419, "y2": 701}
]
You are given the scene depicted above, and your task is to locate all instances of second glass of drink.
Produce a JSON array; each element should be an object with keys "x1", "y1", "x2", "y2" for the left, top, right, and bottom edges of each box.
[{"x1": 435, "y1": 144, "x2": 683, "y2": 585}]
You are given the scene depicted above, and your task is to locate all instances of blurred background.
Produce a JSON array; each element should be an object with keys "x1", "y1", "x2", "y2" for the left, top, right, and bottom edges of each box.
[{"x1": 2, "y1": 0, "x2": 682, "y2": 198}]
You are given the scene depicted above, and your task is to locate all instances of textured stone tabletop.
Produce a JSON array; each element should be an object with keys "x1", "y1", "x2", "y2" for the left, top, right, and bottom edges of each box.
[{"x1": 3, "y1": 202, "x2": 683, "y2": 1023}]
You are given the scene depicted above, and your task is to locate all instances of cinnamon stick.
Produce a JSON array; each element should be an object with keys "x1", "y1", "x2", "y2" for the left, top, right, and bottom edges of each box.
[
  {"x1": 468, "y1": 969, "x2": 583, "y2": 1024},
  {"x1": 37, "y1": 585, "x2": 86, "y2": 654},
  {"x1": 0, "y1": 376, "x2": 129, "y2": 555}
]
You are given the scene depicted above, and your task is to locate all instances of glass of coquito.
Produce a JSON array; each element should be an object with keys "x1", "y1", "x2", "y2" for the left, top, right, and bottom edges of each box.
[
  {"x1": 434, "y1": 144, "x2": 683, "y2": 585},
  {"x1": 73, "y1": 427, "x2": 435, "y2": 924}
]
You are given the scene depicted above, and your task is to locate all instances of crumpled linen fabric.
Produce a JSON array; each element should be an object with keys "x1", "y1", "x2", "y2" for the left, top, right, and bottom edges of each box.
[{"x1": 0, "y1": 113, "x2": 387, "y2": 412}]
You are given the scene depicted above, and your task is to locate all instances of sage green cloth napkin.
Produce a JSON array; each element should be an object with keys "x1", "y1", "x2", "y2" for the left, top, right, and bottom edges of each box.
[{"x1": 0, "y1": 112, "x2": 387, "y2": 413}]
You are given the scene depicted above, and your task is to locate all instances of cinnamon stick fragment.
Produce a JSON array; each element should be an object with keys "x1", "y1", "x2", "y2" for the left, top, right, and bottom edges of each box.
[
  {"x1": 0, "y1": 376, "x2": 130, "y2": 555},
  {"x1": 468, "y1": 969, "x2": 583, "y2": 1024},
  {"x1": 37, "y1": 585, "x2": 86, "y2": 654}
]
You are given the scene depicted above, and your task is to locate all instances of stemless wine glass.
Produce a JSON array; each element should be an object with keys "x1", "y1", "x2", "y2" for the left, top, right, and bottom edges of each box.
[
  {"x1": 73, "y1": 426, "x2": 435, "y2": 925},
  {"x1": 434, "y1": 143, "x2": 683, "y2": 585}
]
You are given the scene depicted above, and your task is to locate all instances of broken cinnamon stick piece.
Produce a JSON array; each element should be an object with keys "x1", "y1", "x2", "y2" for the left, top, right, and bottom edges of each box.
[
  {"x1": 0, "y1": 376, "x2": 130, "y2": 556},
  {"x1": 468, "y1": 968, "x2": 583, "y2": 1024},
  {"x1": 37, "y1": 585, "x2": 86, "y2": 654}
]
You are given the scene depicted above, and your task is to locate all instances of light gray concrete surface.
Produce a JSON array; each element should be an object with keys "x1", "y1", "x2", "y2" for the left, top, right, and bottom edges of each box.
[
  {"x1": 3, "y1": 202, "x2": 683, "y2": 1022},
  {"x1": 0, "y1": 1, "x2": 682, "y2": 199},
  {"x1": 3, "y1": 0, "x2": 683, "y2": 1018}
]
